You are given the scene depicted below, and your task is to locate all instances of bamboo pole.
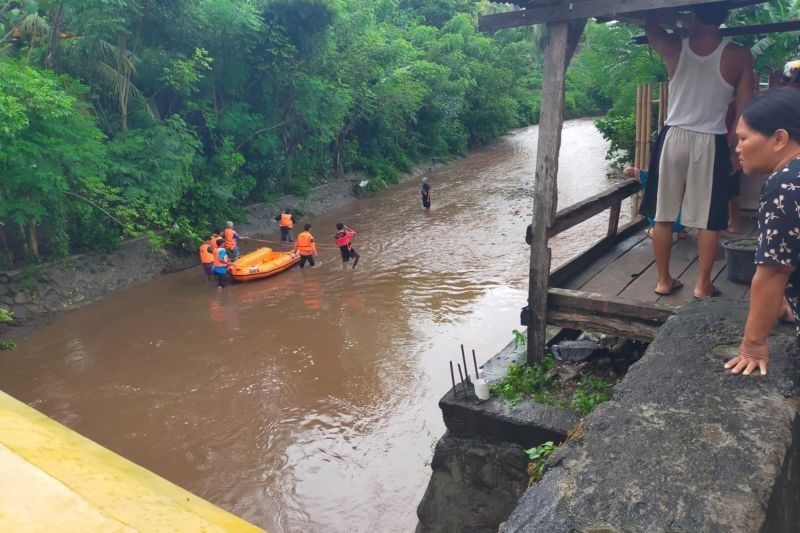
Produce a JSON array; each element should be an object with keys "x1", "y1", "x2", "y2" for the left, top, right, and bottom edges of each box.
[
  {"x1": 632, "y1": 85, "x2": 644, "y2": 218},
  {"x1": 658, "y1": 81, "x2": 667, "y2": 133},
  {"x1": 634, "y1": 85, "x2": 643, "y2": 171},
  {"x1": 644, "y1": 83, "x2": 653, "y2": 170}
]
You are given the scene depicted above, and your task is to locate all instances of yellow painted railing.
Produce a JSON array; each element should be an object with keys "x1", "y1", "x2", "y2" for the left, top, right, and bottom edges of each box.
[{"x1": 0, "y1": 391, "x2": 262, "y2": 531}]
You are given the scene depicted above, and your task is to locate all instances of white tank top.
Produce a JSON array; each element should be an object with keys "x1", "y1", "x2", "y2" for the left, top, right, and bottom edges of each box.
[{"x1": 664, "y1": 37, "x2": 734, "y2": 135}]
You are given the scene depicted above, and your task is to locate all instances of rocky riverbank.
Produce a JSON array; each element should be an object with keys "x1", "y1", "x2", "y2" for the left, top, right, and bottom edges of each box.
[{"x1": 0, "y1": 168, "x2": 435, "y2": 342}]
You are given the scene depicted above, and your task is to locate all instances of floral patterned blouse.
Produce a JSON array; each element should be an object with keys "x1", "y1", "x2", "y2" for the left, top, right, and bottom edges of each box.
[{"x1": 756, "y1": 155, "x2": 800, "y2": 335}]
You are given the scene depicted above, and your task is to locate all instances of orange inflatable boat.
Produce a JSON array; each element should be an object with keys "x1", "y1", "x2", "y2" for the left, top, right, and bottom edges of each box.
[{"x1": 229, "y1": 247, "x2": 300, "y2": 282}]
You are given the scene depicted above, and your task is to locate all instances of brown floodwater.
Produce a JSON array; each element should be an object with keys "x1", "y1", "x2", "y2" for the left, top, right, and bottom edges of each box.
[{"x1": 0, "y1": 119, "x2": 620, "y2": 532}]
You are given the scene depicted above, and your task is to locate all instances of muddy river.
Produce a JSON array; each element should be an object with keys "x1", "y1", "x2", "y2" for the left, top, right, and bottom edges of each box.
[{"x1": 0, "y1": 119, "x2": 619, "y2": 532}]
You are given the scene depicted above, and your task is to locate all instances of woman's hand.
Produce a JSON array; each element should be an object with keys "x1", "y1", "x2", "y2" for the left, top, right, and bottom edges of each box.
[{"x1": 724, "y1": 338, "x2": 769, "y2": 376}]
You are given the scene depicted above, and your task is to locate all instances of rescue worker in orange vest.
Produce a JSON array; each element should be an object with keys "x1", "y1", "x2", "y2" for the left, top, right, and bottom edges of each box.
[
  {"x1": 334, "y1": 223, "x2": 360, "y2": 270},
  {"x1": 199, "y1": 235, "x2": 216, "y2": 281},
  {"x1": 223, "y1": 221, "x2": 241, "y2": 261},
  {"x1": 212, "y1": 238, "x2": 231, "y2": 288},
  {"x1": 294, "y1": 224, "x2": 317, "y2": 269},
  {"x1": 274, "y1": 208, "x2": 296, "y2": 244}
]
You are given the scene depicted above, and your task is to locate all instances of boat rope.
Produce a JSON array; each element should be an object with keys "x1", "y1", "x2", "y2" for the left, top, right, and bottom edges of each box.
[{"x1": 244, "y1": 237, "x2": 341, "y2": 248}]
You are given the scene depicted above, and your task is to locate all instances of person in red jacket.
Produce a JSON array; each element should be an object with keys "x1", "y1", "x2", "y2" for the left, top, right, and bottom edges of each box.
[{"x1": 335, "y1": 223, "x2": 360, "y2": 270}]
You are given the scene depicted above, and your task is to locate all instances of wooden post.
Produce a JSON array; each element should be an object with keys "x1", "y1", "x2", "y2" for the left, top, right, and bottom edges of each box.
[
  {"x1": 631, "y1": 83, "x2": 653, "y2": 219},
  {"x1": 644, "y1": 83, "x2": 653, "y2": 170},
  {"x1": 658, "y1": 81, "x2": 668, "y2": 133},
  {"x1": 607, "y1": 201, "x2": 621, "y2": 237},
  {"x1": 526, "y1": 21, "x2": 572, "y2": 365}
]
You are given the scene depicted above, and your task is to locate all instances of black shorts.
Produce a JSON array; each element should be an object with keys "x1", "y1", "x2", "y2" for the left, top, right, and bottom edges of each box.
[
  {"x1": 340, "y1": 245, "x2": 358, "y2": 261},
  {"x1": 729, "y1": 170, "x2": 741, "y2": 198}
]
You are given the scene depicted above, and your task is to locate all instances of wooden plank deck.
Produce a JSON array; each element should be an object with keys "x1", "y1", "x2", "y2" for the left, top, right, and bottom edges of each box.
[{"x1": 555, "y1": 214, "x2": 758, "y2": 307}]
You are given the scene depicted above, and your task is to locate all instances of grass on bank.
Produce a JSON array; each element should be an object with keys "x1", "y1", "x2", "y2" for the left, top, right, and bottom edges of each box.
[{"x1": 490, "y1": 353, "x2": 614, "y2": 414}]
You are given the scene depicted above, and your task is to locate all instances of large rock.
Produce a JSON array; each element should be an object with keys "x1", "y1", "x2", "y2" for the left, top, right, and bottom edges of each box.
[
  {"x1": 501, "y1": 299, "x2": 800, "y2": 532},
  {"x1": 416, "y1": 433, "x2": 529, "y2": 533},
  {"x1": 12, "y1": 292, "x2": 30, "y2": 305}
]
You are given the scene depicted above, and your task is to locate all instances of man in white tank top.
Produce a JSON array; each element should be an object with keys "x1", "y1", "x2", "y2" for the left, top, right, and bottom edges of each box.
[{"x1": 640, "y1": 4, "x2": 753, "y2": 298}]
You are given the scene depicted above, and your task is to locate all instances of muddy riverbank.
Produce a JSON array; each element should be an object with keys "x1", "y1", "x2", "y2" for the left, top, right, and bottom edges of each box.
[{"x1": 0, "y1": 166, "x2": 439, "y2": 342}]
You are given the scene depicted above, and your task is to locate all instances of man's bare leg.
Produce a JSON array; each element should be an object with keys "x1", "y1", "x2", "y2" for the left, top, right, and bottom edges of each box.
[
  {"x1": 695, "y1": 229, "x2": 719, "y2": 297},
  {"x1": 653, "y1": 221, "x2": 675, "y2": 293},
  {"x1": 727, "y1": 196, "x2": 741, "y2": 234}
]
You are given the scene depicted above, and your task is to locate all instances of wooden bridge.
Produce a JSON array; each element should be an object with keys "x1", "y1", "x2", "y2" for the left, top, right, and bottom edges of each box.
[
  {"x1": 542, "y1": 178, "x2": 757, "y2": 343},
  {"x1": 477, "y1": 0, "x2": 797, "y2": 362}
]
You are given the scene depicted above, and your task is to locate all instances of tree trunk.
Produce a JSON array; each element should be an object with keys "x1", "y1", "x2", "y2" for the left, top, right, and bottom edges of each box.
[
  {"x1": 28, "y1": 218, "x2": 39, "y2": 258},
  {"x1": 119, "y1": 32, "x2": 129, "y2": 131},
  {"x1": 0, "y1": 225, "x2": 7, "y2": 252},
  {"x1": 18, "y1": 223, "x2": 28, "y2": 256},
  {"x1": 45, "y1": 3, "x2": 64, "y2": 70}
]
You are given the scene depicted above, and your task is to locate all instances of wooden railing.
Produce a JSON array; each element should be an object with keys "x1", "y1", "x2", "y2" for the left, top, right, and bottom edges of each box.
[
  {"x1": 523, "y1": 177, "x2": 677, "y2": 341},
  {"x1": 547, "y1": 178, "x2": 641, "y2": 239},
  {"x1": 546, "y1": 178, "x2": 646, "y2": 288}
]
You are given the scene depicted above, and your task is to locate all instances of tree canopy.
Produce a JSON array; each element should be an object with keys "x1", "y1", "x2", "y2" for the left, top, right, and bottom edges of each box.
[{"x1": 0, "y1": 0, "x2": 796, "y2": 265}]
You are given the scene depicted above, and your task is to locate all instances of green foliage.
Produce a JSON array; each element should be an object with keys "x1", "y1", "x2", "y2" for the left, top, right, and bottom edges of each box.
[
  {"x1": 0, "y1": 305, "x2": 14, "y2": 351},
  {"x1": 107, "y1": 116, "x2": 199, "y2": 210},
  {"x1": 512, "y1": 328, "x2": 527, "y2": 349},
  {"x1": 570, "y1": 376, "x2": 614, "y2": 414},
  {"x1": 4, "y1": 0, "x2": 709, "y2": 269},
  {"x1": 525, "y1": 441, "x2": 557, "y2": 482},
  {"x1": 594, "y1": 113, "x2": 637, "y2": 169},
  {"x1": 491, "y1": 353, "x2": 558, "y2": 406}
]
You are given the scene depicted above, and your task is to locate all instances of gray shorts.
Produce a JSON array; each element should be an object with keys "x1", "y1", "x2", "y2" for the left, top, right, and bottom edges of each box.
[{"x1": 640, "y1": 125, "x2": 731, "y2": 231}]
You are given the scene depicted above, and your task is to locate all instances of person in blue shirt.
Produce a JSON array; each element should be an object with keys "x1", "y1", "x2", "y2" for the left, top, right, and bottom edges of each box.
[{"x1": 212, "y1": 238, "x2": 230, "y2": 289}]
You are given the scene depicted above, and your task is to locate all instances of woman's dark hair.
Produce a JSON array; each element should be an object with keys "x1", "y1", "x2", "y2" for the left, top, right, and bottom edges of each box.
[
  {"x1": 216, "y1": 238, "x2": 224, "y2": 247},
  {"x1": 692, "y1": 3, "x2": 729, "y2": 26},
  {"x1": 304, "y1": 224, "x2": 312, "y2": 231},
  {"x1": 336, "y1": 222, "x2": 344, "y2": 230},
  {"x1": 742, "y1": 88, "x2": 800, "y2": 143}
]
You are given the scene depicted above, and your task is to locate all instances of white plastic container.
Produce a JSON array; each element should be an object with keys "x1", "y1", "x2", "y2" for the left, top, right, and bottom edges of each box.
[{"x1": 473, "y1": 379, "x2": 490, "y2": 401}]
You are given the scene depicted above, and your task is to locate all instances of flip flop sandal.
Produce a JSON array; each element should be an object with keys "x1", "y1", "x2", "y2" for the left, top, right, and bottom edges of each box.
[
  {"x1": 691, "y1": 285, "x2": 722, "y2": 300},
  {"x1": 654, "y1": 278, "x2": 683, "y2": 296}
]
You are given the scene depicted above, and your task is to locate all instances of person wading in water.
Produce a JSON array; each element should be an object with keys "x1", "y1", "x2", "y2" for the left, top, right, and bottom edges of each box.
[
  {"x1": 275, "y1": 208, "x2": 296, "y2": 244},
  {"x1": 295, "y1": 224, "x2": 317, "y2": 269},
  {"x1": 335, "y1": 223, "x2": 360, "y2": 270},
  {"x1": 421, "y1": 176, "x2": 431, "y2": 209}
]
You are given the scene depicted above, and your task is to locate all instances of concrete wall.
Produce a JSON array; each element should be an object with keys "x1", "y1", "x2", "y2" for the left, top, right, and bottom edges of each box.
[{"x1": 501, "y1": 300, "x2": 800, "y2": 532}]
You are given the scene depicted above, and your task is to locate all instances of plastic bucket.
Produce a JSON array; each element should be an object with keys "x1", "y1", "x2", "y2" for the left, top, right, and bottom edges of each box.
[{"x1": 722, "y1": 238, "x2": 757, "y2": 284}]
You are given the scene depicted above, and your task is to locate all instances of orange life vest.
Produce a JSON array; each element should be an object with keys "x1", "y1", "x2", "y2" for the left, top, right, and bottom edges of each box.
[
  {"x1": 280, "y1": 213, "x2": 293, "y2": 228},
  {"x1": 223, "y1": 228, "x2": 237, "y2": 250},
  {"x1": 295, "y1": 231, "x2": 316, "y2": 256},
  {"x1": 199, "y1": 242, "x2": 214, "y2": 264},
  {"x1": 213, "y1": 248, "x2": 229, "y2": 269}
]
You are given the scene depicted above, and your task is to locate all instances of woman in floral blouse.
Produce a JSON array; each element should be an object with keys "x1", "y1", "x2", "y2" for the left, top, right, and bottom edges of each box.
[{"x1": 725, "y1": 88, "x2": 800, "y2": 376}]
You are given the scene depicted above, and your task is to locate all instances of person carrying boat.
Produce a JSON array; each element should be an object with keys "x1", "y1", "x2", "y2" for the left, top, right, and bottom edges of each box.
[
  {"x1": 212, "y1": 238, "x2": 231, "y2": 288},
  {"x1": 223, "y1": 221, "x2": 242, "y2": 261},
  {"x1": 274, "y1": 208, "x2": 296, "y2": 244},
  {"x1": 295, "y1": 224, "x2": 317, "y2": 269},
  {"x1": 198, "y1": 235, "x2": 216, "y2": 281},
  {"x1": 335, "y1": 223, "x2": 360, "y2": 270},
  {"x1": 421, "y1": 176, "x2": 431, "y2": 209}
]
